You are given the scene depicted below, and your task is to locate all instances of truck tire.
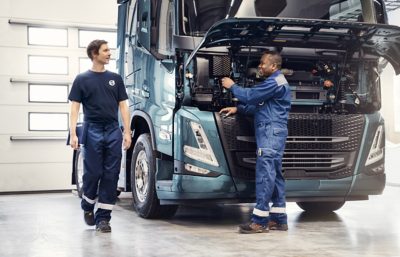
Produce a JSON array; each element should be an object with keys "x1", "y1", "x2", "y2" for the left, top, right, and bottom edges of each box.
[
  {"x1": 74, "y1": 148, "x2": 84, "y2": 198},
  {"x1": 131, "y1": 133, "x2": 178, "y2": 219},
  {"x1": 296, "y1": 201, "x2": 345, "y2": 212}
]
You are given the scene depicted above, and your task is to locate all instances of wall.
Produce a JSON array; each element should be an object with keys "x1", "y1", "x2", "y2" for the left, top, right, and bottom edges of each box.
[
  {"x1": 381, "y1": 7, "x2": 400, "y2": 143},
  {"x1": 0, "y1": 0, "x2": 118, "y2": 192}
]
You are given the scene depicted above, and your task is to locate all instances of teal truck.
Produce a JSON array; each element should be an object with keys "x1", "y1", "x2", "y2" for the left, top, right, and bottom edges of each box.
[{"x1": 72, "y1": 0, "x2": 400, "y2": 218}]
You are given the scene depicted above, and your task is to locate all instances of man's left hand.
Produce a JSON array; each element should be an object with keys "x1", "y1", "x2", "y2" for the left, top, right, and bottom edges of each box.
[{"x1": 123, "y1": 132, "x2": 132, "y2": 150}]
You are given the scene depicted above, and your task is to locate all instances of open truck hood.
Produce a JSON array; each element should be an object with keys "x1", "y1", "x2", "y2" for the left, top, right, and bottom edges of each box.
[{"x1": 186, "y1": 18, "x2": 400, "y2": 74}]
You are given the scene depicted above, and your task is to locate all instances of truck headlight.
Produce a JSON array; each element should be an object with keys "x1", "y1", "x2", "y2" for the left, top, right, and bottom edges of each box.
[
  {"x1": 365, "y1": 125, "x2": 384, "y2": 166},
  {"x1": 183, "y1": 121, "x2": 219, "y2": 167}
]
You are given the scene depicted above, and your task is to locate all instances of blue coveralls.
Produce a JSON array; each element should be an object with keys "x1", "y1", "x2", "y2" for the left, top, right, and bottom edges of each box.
[
  {"x1": 231, "y1": 70, "x2": 291, "y2": 226},
  {"x1": 69, "y1": 70, "x2": 128, "y2": 224},
  {"x1": 81, "y1": 122, "x2": 122, "y2": 223}
]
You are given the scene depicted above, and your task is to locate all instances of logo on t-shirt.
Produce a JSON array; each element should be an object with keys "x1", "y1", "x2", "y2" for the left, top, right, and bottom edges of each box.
[{"x1": 109, "y1": 80, "x2": 116, "y2": 87}]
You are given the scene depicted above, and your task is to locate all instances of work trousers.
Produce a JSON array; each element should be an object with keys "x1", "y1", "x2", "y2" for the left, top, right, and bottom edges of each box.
[
  {"x1": 251, "y1": 122, "x2": 288, "y2": 226},
  {"x1": 81, "y1": 122, "x2": 122, "y2": 224}
]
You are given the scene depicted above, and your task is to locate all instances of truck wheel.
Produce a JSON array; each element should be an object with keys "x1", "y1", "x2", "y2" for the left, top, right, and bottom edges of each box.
[
  {"x1": 74, "y1": 148, "x2": 84, "y2": 198},
  {"x1": 131, "y1": 133, "x2": 178, "y2": 219},
  {"x1": 296, "y1": 201, "x2": 345, "y2": 212}
]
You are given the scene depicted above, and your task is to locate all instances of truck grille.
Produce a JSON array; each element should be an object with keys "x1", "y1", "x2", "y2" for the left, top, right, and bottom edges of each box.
[{"x1": 215, "y1": 113, "x2": 365, "y2": 180}]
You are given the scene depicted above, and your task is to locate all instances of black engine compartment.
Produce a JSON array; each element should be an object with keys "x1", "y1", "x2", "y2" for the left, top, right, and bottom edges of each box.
[{"x1": 185, "y1": 47, "x2": 381, "y2": 114}]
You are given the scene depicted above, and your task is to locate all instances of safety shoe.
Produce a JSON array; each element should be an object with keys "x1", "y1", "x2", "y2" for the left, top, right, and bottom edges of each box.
[
  {"x1": 83, "y1": 211, "x2": 95, "y2": 226},
  {"x1": 238, "y1": 222, "x2": 269, "y2": 234},
  {"x1": 268, "y1": 221, "x2": 288, "y2": 231},
  {"x1": 96, "y1": 220, "x2": 112, "y2": 233}
]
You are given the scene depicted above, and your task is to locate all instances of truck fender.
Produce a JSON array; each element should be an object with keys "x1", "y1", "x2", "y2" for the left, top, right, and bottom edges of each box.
[{"x1": 131, "y1": 110, "x2": 157, "y2": 151}]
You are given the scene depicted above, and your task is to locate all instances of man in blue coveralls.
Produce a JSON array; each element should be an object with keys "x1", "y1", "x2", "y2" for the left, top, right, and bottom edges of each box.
[
  {"x1": 69, "y1": 39, "x2": 131, "y2": 233},
  {"x1": 220, "y1": 51, "x2": 291, "y2": 234}
]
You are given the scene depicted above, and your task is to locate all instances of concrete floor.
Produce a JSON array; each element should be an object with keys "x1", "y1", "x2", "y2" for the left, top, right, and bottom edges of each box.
[{"x1": 1, "y1": 144, "x2": 400, "y2": 257}]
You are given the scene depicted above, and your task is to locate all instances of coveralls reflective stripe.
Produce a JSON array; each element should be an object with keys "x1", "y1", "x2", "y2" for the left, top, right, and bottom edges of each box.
[
  {"x1": 232, "y1": 70, "x2": 291, "y2": 225},
  {"x1": 81, "y1": 122, "x2": 123, "y2": 223}
]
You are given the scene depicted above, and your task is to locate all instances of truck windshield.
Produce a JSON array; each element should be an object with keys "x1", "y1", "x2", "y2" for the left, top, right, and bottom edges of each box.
[{"x1": 180, "y1": 0, "x2": 371, "y2": 36}]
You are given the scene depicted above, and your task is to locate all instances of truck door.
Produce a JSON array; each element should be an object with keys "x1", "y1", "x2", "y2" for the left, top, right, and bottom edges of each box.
[{"x1": 129, "y1": 0, "x2": 154, "y2": 107}]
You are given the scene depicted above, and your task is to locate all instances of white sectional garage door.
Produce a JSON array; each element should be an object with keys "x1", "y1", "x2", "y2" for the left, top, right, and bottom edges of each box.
[{"x1": 0, "y1": 0, "x2": 117, "y2": 192}]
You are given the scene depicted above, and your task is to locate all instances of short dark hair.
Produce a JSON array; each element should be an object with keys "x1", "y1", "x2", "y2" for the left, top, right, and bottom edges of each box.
[
  {"x1": 263, "y1": 50, "x2": 282, "y2": 69},
  {"x1": 86, "y1": 39, "x2": 108, "y2": 60}
]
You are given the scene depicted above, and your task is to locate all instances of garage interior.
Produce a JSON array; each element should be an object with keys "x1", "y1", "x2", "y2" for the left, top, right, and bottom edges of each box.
[{"x1": 1, "y1": 0, "x2": 400, "y2": 256}]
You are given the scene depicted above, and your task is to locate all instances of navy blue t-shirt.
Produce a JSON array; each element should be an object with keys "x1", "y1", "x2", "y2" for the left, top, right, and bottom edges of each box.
[{"x1": 68, "y1": 70, "x2": 128, "y2": 123}]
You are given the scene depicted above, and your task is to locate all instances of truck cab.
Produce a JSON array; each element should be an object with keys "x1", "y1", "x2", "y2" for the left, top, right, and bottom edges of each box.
[{"x1": 100, "y1": 0, "x2": 400, "y2": 218}]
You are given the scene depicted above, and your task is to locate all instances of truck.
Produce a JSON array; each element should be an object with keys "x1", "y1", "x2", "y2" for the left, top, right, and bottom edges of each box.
[{"x1": 72, "y1": 0, "x2": 400, "y2": 218}]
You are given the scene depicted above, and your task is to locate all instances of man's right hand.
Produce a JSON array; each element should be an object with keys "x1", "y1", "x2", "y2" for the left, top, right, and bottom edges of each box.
[
  {"x1": 221, "y1": 77, "x2": 235, "y2": 89},
  {"x1": 70, "y1": 134, "x2": 79, "y2": 150},
  {"x1": 219, "y1": 107, "x2": 237, "y2": 117}
]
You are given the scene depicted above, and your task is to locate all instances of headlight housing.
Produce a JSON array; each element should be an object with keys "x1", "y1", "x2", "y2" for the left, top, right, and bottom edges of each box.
[
  {"x1": 183, "y1": 121, "x2": 219, "y2": 167},
  {"x1": 365, "y1": 125, "x2": 384, "y2": 166}
]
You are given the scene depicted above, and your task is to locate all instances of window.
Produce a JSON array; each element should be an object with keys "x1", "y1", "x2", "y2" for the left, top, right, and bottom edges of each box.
[
  {"x1": 128, "y1": 1, "x2": 138, "y2": 39},
  {"x1": 79, "y1": 57, "x2": 117, "y2": 73},
  {"x1": 29, "y1": 84, "x2": 69, "y2": 103},
  {"x1": 28, "y1": 27, "x2": 68, "y2": 46},
  {"x1": 28, "y1": 56, "x2": 68, "y2": 74},
  {"x1": 157, "y1": 1, "x2": 174, "y2": 56},
  {"x1": 137, "y1": 0, "x2": 151, "y2": 50},
  {"x1": 78, "y1": 30, "x2": 117, "y2": 48},
  {"x1": 29, "y1": 112, "x2": 69, "y2": 131}
]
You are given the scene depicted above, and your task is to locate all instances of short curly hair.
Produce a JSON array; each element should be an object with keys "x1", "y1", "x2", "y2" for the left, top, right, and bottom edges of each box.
[
  {"x1": 86, "y1": 39, "x2": 108, "y2": 60},
  {"x1": 263, "y1": 50, "x2": 282, "y2": 69}
]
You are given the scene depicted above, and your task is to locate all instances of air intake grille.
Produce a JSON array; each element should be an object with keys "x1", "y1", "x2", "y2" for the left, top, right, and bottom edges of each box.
[
  {"x1": 215, "y1": 113, "x2": 365, "y2": 180},
  {"x1": 287, "y1": 113, "x2": 364, "y2": 151},
  {"x1": 210, "y1": 55, "x2": 231, "y2": 77}
]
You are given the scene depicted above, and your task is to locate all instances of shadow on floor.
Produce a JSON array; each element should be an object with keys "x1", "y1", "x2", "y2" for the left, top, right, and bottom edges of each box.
[
  {"x1": 117, "y1": 194, "x2": 344, "y2": 228},
  {"x1": 293, "y1": 210, "x2": 342, "y2": 223}
]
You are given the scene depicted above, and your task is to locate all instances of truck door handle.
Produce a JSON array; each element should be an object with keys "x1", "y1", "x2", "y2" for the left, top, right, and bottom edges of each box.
[{"x1": 141, "y1": 85, "x2": 150, "y2": 98}]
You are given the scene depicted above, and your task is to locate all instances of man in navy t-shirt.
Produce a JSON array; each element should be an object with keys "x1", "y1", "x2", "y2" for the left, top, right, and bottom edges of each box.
[{"x1": 69, "y1": 39, "x2": 131, "y2": 233}]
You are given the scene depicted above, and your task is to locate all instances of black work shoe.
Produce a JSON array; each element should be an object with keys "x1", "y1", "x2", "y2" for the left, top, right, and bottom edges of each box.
[
  {"x1": 268, "y1": 221, "x2": 288, "y2": 231},
  {"x1": 238, "y1": 222, "x2": 269, "y2": 234},
  {"x1": 84, "y1": 211, "x2": 95, "y2": 226},
  {"x1": 96, "y1": 220, "x2": 112, "y2": 233}
]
